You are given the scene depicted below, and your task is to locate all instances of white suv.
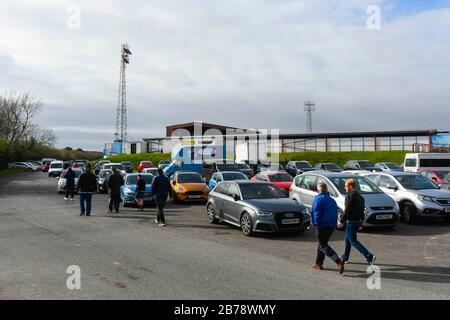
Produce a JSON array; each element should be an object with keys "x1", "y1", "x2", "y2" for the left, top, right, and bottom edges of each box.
[
  {"x1": 361, "y1": 172, "x2": 450, "y2": 224},
  {"x1": 48, "y1": 161, "x2": 64, "y2": 177}
]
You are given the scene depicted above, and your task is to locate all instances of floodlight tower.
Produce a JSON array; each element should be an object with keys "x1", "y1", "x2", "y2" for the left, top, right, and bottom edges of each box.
[
  {"x1": 114, "y1": 43, "x2": 132, "y2": 153},
  {"x1": 304, "y1": 101, "x2": 315, "y2": 134}
]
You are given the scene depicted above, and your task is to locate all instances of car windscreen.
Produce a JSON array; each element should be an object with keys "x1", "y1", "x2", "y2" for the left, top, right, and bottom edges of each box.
[
  {"x1": 51, "y1": 163, "x2": 63, "y2": 168},
  {"x1": 141, "y1": 161, "x2": 152, "y2": 165},
  {"x1": 122, "y1": 162, "x2": 131, "y2": 166},
  {"x1": 325, "y1": 163, "x2": 342, "y2": 170},
  {"x1": 236, "y1": 164, "x2": 250, "y2": 169},
  {"x1": 217, "y1": 164, "x2": 239, "y2": 171},
  {"x1": 177, "y1": 173, "x2": 203, "y2": 183},
  {"x1": 240, "y1": 183, "x2": 287, "y2": 199},
  {"x1": 434, "y1": 171, "x2": 449, "y2": 179},
  {"x1": 296, "y1": 162, "x2": 312, "y2": 169},
  {"x1": 99, "y1": 171, "x2": 112, "y2": 178},
  {"x1": 268, "y1": 173, "x2": 293, "y2": 182},
  {"x1": 105, "y1": 165, "x2": 123, "y2": 170},
  {"x1": 330, "y1": 176, "x2": 382, "y2": 194},
  {"x1": 222, "y1": 172, "x2": 248, "y2": 181},
  {"x1": 386, "y1": 162, "x2": 402, "y2": 169},
  {"x1": 394, "y1": 175, "x2": 439, "y2": 190},
  {"x1": 359, "y1": 162, "x2": 374, "y2": 169},
  {"x1": 126, "y1": 175, "x2": 154, "y2": 185}
]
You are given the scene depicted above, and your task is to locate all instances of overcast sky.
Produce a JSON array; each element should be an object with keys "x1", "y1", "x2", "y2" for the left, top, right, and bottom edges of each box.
[{"x1": 1, "y1": 0, "x2": 449, "y2": 151}]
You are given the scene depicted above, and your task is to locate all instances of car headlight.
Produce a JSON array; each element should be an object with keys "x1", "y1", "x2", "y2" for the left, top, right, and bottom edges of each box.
[
  {"x1": 204, "y1": 186, "x2": 210, "y2": 192},
  {"x1": 256, "y1": 211, "x2": 273, "y2": 216},
  {"x1": 176, "y1": 186, "x2": 184, "y2": 192},
  {"x1": 393, "y1": 201, "x2": 400, "y2": 211},
  {"x1": 415, "y1": 194, "x2": 434, "y2": 202}
]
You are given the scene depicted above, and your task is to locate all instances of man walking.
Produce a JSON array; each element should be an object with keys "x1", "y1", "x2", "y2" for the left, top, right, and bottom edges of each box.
[
  {"x1": 64, "y1": 167, "x2": 76, "y2": 201},
  {"x1": 107, "y1": 169, "x2": 124, "y2": 213},
  {"x1": 311, "y1": 182, "x2": 344, "y2": 274},
  {"x1": 151, "y1": 168, "x2": 172, "y2": 226},
  {"x1": 339, "y1": 179, "x2": 376, "y2": 265},
  {"x1": 76, "y1": 165, "x2": 97, "y2": 216},
  {"x1": 135, "y1": 174, "x2": 146, "y2": 211}
]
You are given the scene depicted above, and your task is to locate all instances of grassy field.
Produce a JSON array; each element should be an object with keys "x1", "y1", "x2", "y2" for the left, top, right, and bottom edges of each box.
[
  {"x1": 273, "y1": 151, "x2": 409, "y2": 167},
  {"x1": 0, "y1": 168, "x2": 26, "y2": 177},
  {"x1": 97, "y1": 150, "x2": 408, "y2": 170}
]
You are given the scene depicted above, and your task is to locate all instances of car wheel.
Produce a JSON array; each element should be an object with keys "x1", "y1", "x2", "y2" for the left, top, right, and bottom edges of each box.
[
  {"x1": 207, "y1": 203, "x2": 218, "y2": 224},
  {"x1": 240, "y1": 212, "x2": 253, "y2": 236},
  {"x1": 402, "y1": 202, "x2": 417, "y2": 224}
]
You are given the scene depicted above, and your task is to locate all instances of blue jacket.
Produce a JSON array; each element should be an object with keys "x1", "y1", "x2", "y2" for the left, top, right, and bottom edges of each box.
[
  {"x1": 151, "y1": 175, "x2": 173, "y2": 200},
  {"x1": 311, "y1": 192, "x2": 338, "y2": 229}
]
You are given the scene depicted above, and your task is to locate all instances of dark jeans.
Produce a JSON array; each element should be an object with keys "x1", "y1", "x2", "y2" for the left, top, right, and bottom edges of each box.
[
  {"x1": 342, "y1": 220, "x2": 373, "y2": 262},
  {"x1": 156, "y1": 197, "x2": 166, "y2": 224},
  {"x1": 315, "y1": 227, "x2": 339, "y2": 265},
  {"x1": 79, "y1": 192, "x2": 92, "y2": 215},
  {"x1": 65, "y1": 186, "x2": 75, "y2": 198},
  {"x1": 109, "y1": 193, "x2": 121, "y2": 212}
]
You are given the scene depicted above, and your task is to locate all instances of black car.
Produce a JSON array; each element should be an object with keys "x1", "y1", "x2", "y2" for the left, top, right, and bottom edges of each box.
[
  {"x1": 343, "y1": 160, "x2": 382, "y2": 172},
  {"x1": 314, "y1": 162, "x2": 343, "y2": 172},
  {"x1": 121, "y1": 161, "x2": 133, "y2": 173},
  {"x1": 285, "y1": 161, "x2": 315, "y2": 177},
  {"x1": 236, "y1": 163, "x2": 255, "y2": 179},
  {"x1": 97, "y1": 169, "x2": 113, "y2": 193}
]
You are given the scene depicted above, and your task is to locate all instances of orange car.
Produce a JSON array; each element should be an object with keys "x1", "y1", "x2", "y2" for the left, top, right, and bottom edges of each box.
[{"x1": 170, "y1": 171, "x2": 209, "y2": 203}]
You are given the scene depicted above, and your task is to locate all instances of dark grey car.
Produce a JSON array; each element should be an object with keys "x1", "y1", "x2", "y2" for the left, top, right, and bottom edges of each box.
[{"x1": 206, "y1": 181, "x2": 310, "y2": 236}]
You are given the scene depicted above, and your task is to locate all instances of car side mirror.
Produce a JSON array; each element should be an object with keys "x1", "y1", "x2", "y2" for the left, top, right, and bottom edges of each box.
[
  {"x1": 233, "y1": 194, "x2": 240, "y2": 201},
  {"x1": 388, "y1": 185, "x2": 398, "y2": 191}
]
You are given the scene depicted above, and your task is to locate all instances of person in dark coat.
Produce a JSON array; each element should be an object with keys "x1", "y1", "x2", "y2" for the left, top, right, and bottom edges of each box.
[
  {"x1": 64, "y1": 167, "x2": 76, "y2": 201},
  {"x1": 135, "y1": 174, "x2": 146, "y2": 211},
  {"x1": 76, "y1": 165, "x2": 97, "y2": 216},
  {"x1": 150, "y1": 168, "x2": 173, "y2": 226},
  {"x1": 340, "y1": 179, "x2": 375, "y2": 265},
  {"x1": 106, "y1": 169, "x2": 124, "y2": 213},
  {"x1": 311, "y1": 182, "x2": 344, "y2": 274}
]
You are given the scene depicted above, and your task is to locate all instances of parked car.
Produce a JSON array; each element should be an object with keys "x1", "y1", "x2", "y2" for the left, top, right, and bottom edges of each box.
[
  {"x1": 27, "y1": 161, "x2": 42, "y2": 171},
  {"x1": 120, "y1": 174, "x2": 154, "y2": 207},
  {"x1": 41, "y1": 158, "x2": 56, "y2": 172},
  {"x1": 206, "y1": 181, "x2": 310, "y2": 236},
  {"x1": 158, "y1": 160, "x2": 171, "y2": 168},
  {"x1": 170, "y1": 171, "x2": 209, "y2": 203},
  {"x1": 208, "y1": 171, "x2": 249, "y2": 190},
  {"x1": 48, "y1": 161, "x2": 64, "y2": 177},
  {"x1": 251, "y1": 162, "x2": 286, "y2": 174},
  {"x1": 121, "y1": 161, "x2": 133, "y2": 173},
  {"x1": 97, "y1": 169, "x2": 113, "y2": 193},
  {"x1": 441, "y1": 173, "x2": 450, "y2": 190},
  {"x1": 137, "y1": 161, "x2": 153, "y2": 172},
  {"x1": 314, "y1": 163, "x2": 343, "y2": 172},
  {"x1": 8, "y1": 162, "x2": 38, "y2": 172},
  {"x1": 251, "y1": 171, "x2": 293, "y2": 195},
  {"x1": 285, "y1": 161, "x2": 315, "y2": 177},
  {"x1": 103, "y1": 163, "x2": 126, "y2": 175},
  {"x1": 72, "y1": 162, "x2": 85, "y2": 170},
  {"x1": 343, "y1": 160, "x2": 382, "y2": 172},
  {"x1": 142, "y1": 168, "x2": 159, "y2": 176},
  {"x1": 361, "y1": 172, "x2": 450, "y2": 223},
  {"x1": 57, "y1": 169, "x2": 82, "y2": 193},
  {"x1": 289, "y1": 172, "x2": 400, "y2": 228},
  {"x1": 418, "y1": 170, "x2": 450, "y2": 188},
  {"x1": 235, "y1": 163, "x2": 255, "y2": 179},
  {"x1": 375, "y1": 162, "x2": 404, "y2": 173}
]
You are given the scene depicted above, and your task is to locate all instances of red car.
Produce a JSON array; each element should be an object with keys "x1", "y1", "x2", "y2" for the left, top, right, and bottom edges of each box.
[
  {"x1": 418, "y1": 170, "x2": 450, "y2": 188},
  {"x1": 251, "y1": 171, "x2": 293, "y2": 195},
  {"x1": 138, "y1": 161, "x2": 153, "y2": 173}
]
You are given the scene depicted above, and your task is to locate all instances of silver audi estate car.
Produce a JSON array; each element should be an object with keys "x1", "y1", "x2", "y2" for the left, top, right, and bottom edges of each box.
[
  {"x1": 289, "y1": 172, "x2": 400, "y2": 228},
  {"x1": 206, "y1": 181, "x2": 310, "y2": 236}
]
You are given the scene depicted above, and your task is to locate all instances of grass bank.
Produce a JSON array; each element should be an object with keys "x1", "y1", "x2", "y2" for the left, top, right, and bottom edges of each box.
[{"x1": 0, "y1": 168, "x2": 27, "y2": 177}]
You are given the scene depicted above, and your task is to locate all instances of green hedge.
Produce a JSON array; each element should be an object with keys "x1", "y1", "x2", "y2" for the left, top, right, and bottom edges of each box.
[
  {"x1": 102, "y1": 153, "x2": 171, "y2": 171},
  {"x1": 0, "y1": 168, "x2": 26, "y2": 177},
  {"x1": 272, "y1": 151, "x2": 409, "y2": 167}
]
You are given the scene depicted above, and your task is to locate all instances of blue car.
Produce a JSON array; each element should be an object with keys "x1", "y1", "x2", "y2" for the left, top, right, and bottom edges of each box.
[
  {"x1": 120, "y1": 173, "x2": 155, "y2": 207},
  {"x1": 208, "y1": 171, "x2": 249, "y2": 190}
]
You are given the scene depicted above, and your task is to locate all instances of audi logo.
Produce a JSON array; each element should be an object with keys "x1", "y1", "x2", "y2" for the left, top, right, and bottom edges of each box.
[{"x1": 285, "y1": 213, "x2": 295, "y2": 218}]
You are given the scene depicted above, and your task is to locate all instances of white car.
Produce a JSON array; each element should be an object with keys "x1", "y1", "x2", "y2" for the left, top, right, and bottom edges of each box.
[
  {"x1": 361, "y1": 172, "x2": 450, "y2": 224},
  {"x1": 8, "y1": 162, "x2": 38, "y2": 172},
  {"x1": 48, "y1": 161, "x2": 64, "y2": 177},
  {"x1": 57, "y1": 169, "x2": 83, "y2": 193}
]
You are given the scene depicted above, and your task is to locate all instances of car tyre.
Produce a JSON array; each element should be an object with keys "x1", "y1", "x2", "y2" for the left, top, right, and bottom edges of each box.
[
  {"x1": 402, "y1": 202, "x2": 417, "y2": 224},
  {"x1": 207, "y1": 203, "x2": 218, "y2": 224},
  {"x1": 240, "y1": 212, "x2": 253, "y2": 236}
]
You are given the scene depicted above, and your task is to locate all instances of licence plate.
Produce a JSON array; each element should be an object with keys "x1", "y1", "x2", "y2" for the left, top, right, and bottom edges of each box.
[
  {"x1": 376, "y1": 214, "x2": 393, "y2": 220},
  {"x1": 445, "y1": 208, "x2": 450, "y2": 213},
  {"x1": 188, "y1": 195, "x2": 202, "y2": 199},
  {"x1": 282, "y1": 218, "x2": 300, "y2": 224}
]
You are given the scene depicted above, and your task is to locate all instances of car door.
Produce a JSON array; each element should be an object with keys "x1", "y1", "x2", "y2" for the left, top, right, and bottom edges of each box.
[
  {"x1": 378, "y1": 175, "x2": 400, "y2": 200},
  {"x1": 212, "y1": 182, "x2": 228, "y2": 220},
  {"x1": 297, "y1": 175, "x2": 317, "y2": 208},
  {"x1": 224, "y1": 183, "x2": 242, "y2": 225}
]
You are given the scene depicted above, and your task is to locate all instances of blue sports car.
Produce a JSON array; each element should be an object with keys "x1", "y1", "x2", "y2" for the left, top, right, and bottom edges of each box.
[{"x1": 120, "y1": 173, "x2": 155, "y2": 207}]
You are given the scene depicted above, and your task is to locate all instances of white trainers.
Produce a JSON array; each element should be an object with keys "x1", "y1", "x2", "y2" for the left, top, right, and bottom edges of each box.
[
  {"x1": 70, "y1": 198, "x2": 73, "y2": 201},
  {"x1": 154, "y1": 219, "x2": 159, "y2": 224},
  {"x1": 64, "y1": 197, "x2": 68, "y2": 201},
  {"x1": 159, "y1": 223, "x2": 166, "y2": 227}
]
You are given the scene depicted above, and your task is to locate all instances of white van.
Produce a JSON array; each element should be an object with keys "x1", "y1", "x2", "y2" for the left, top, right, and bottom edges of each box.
[
  {"x1": 48, "y1": 160, "x2": 64, "y2": 177},
  {"x1": 404, "y1": 153, "x2": 450, "y2": 172}
]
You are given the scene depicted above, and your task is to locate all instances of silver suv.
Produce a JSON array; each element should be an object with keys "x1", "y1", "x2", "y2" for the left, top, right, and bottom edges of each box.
[
  {"x1": 289, "y1": 172, "x2": 400, "y2": 228},
  {"x1": 360, "y1": 172, "x2": 450, "y2": 224}
]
